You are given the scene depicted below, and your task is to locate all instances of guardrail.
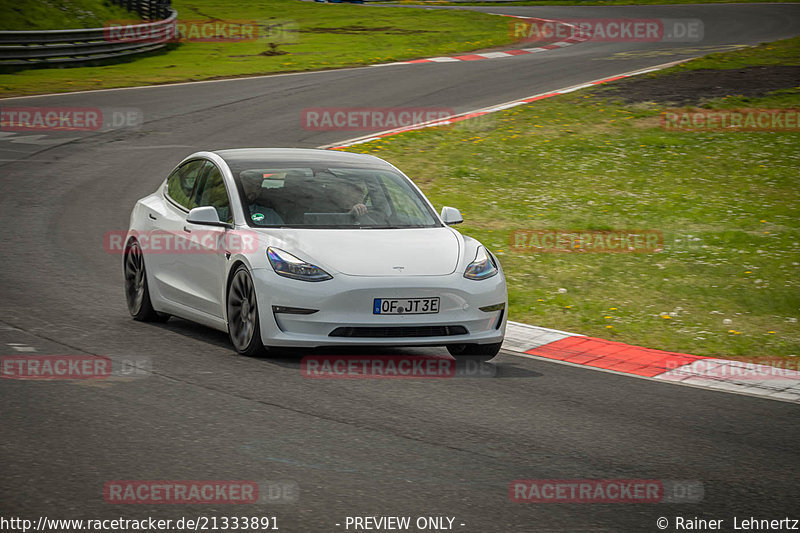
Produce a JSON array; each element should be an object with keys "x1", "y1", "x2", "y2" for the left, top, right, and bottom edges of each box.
[{"x1": 0, "y1": 1, "x2": 176, "y2": 67}]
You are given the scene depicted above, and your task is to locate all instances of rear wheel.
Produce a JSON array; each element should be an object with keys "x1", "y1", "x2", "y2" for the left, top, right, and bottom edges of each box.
[
  {"x1": 227, "y1": 265, "x2": 266, "y2": 356},
  {"x1": 124, "y1": 240, "x2": 169, "y2": 322},
  {"x1": 446, "y1": 342, "x2": 502, "y2": 363}
]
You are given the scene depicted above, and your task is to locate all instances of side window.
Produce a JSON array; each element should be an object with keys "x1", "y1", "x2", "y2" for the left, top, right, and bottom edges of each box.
[
  {"x1": 194, "y1": 163, "x2": 233, "y2": 224},
  {"x1": 166, "y1": 160, "x2": 205, "y2": 210}
]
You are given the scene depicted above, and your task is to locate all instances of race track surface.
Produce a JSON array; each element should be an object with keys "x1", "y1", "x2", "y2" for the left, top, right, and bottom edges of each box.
[{"x1": 1, "y1": 5, "x2": 799, "y2": 531}]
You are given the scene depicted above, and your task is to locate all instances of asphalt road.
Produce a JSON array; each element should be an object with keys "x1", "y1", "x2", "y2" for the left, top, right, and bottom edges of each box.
[{"x1": 1, "y1": 4, "x2": 799, "y2": 532}]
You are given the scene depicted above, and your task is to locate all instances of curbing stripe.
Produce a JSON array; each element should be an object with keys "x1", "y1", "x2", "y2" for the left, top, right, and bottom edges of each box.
[
  {"x1": 501, "y1": 323, "x2": 800, "y2": 403},
  {"x1": 379, "y1": 16, "x2": 587, "y2": 67},
  {"x1": 523, "y1": 336, "x2": 706, "y2": 378},
  {"x1": 322, "y1": 60, "x2": 687, "y2": 150}
]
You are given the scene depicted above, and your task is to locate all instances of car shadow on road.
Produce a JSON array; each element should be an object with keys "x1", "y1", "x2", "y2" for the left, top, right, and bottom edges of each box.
[
  {"x1": 149, "y1": 317, "x2": 542, "y2": 379},
  {"x1": 259, "y1": 347, "x2": 544, "y2": 380}
]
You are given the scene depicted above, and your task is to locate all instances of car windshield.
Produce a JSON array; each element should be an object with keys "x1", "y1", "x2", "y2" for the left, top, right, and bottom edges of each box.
[{"x1": 232, "y1": 165, "x2": 441, "y2": 228}]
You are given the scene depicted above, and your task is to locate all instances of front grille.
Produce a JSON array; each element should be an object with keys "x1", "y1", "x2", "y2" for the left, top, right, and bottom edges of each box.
[{"x1": 329, "y1": 325, "x2": 469, "y2": 338}]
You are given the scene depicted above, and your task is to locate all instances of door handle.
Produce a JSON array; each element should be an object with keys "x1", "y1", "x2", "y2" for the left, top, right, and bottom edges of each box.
[
  {"x1": 148, "y1": 213, "x2": 157, "y2": 221},
  {"x1": 183, "y1": 226, "x2": 191, "y2": 233}
]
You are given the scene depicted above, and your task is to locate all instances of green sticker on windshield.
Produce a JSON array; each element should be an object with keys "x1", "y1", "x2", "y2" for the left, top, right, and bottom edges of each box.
[{"x1": 251, "y1": 213, "x2": 265, "y2": 222}]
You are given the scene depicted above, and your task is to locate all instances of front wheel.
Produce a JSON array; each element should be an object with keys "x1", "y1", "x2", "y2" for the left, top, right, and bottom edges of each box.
[
  {"x1": 227, "y1": 266, "x2": 266, "y2": 356},
  {"x1": 446, "y1": 342, "x2": 502, "y2": 363},
  {"x1": 124, "y1": 240, "x2": 169, "y2": 322}
]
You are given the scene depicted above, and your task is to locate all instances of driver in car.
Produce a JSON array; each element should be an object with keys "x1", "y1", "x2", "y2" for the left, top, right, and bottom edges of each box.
[
  {"x1": 241, "y1": 174, "x2": 284, "y2": 225},
  {"x1": 336, "y1": 181, "x2": 368, "y2": 218}
]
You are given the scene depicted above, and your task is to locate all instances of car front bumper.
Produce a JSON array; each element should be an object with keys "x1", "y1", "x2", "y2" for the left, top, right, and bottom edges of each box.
[{"x1": 251, "y1": 268, "x2": 507, "y2": 348}]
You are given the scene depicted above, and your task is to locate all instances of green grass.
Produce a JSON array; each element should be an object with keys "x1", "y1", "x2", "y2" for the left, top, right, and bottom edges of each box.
[
  {"x1": 0, "y1": 0, "x2": 514, "y2": 97},
  {"x1": 391, "y1": 0, "x2": 800, "y2": 6},
  {"x1": 669, "y1": 37, "x2": 800, "y2": 72},
  {"x1": 0, "y1": 0, "x2": 136, "y2": 31},
  {"x1": 342, "y1": 37, "x2": 800, "y2": 359}
]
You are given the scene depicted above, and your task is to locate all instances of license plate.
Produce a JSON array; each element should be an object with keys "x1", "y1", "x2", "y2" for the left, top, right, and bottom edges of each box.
[{"x1": 373, "y1": 297, "x2": 440, "y2": 315}]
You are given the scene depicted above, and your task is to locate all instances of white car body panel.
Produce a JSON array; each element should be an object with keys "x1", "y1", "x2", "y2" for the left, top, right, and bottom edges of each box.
[
  {"x1": 126, "y1": 149, "x2": 507, "y2": 349},
  {"x1": 262, "y1": 227, "x2": 461, "y2": 277}
]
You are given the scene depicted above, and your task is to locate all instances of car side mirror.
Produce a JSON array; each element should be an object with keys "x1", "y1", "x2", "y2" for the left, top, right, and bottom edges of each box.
[
  {"x1": 187, "y1": 206, "x2": 227, "y2": 227},
  {"x1": 440, "y1": 206, "x2": 463, "y2": 225}
]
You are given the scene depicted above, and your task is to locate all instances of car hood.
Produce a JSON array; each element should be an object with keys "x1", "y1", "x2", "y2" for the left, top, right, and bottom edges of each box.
[{"x1": 265, "y1": 227, "x2": 461, "y2": 277}]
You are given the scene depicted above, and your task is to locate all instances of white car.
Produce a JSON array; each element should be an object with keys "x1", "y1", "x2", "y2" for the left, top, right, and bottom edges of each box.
[{"x1": 124, "y1": 148, "x2": 507, "y2": 360}]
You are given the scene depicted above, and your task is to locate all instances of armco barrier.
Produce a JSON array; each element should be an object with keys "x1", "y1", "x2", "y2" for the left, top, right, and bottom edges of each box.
[{"x1": 0, "y1": 0, "x2": 175, "y2": 67}]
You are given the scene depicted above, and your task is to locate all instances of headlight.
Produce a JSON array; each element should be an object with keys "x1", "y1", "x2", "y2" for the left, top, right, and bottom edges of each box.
[
  {"x1": 464, "y1": 246, "x2": 498, "y2": 280},
  {"x1": 267, "y1": 247, "x2": 332, "y2": 282}
]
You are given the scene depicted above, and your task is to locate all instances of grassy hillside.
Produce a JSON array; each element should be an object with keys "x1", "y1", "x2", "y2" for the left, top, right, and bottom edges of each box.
[
  {"x1": 0, "y1": 0, "x2": 137, "y2": 30},
  {"x1": 0, "y1": 0, "x2": 514, "y2": 96}
]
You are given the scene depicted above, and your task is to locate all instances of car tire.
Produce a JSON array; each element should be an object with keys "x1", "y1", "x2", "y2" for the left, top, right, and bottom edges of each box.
[
  {"x1": 124, "y1": 240, "x2": 169, "y2": 322},
  {"x1": 227, "y1": 265, "x2": 266, "y2": 357},
  {"x1": 446, "y1": 342, "x2": 502, "y2": 362}
]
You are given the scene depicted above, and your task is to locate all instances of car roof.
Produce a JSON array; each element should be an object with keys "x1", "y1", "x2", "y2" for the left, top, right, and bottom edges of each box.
[{"x1": 212, "y1": 148, "x2": 392, "y2": 169}]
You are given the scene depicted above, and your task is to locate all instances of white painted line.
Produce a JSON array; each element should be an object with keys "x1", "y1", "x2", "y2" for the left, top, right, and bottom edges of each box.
[
  {"x1": 478, "y1": 52, "x2": 514, "y2": 59},
  {"x1": 556, "y1": 83, "x2": 595, "y2": 94},
  {"x1": 7, "y1": 343, "x2": 36, "y2": 352},
  {"x1": 427, "y1": 57, "x2": 461, "y2": 63},
  {"x1": 482, "y1": 102, "x2": 526, "y2": 113},
  {"x1": 766, "y1": 389, "x2": 800, "y2": 401},
  {"x1": 506, "y1": 320, "x2": 581, "y2": 338},
  {"x1": 344, "y1": 136, "x2": 381, "y2": 146}
]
